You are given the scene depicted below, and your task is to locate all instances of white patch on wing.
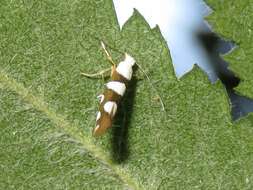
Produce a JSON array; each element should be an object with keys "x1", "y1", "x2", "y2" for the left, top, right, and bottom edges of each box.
[
  {"x1": 96, "y1": 111, "x2": 101, "y2": 121},
  {"x1": 97, "y1": 94, "x2": 105, "y2": 103},
  {"x1": 94, "y1": 125, "x2": 100, "y2": 132},
  {"x1": 106, "y1": 81, "x2": 126, "y2": 96},
  {"x1": 103, "y1": 101, "x2": 117, "y2": 116}
]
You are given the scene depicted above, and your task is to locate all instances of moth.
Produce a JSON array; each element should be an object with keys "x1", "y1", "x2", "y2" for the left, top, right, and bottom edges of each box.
[
  {"x1": 82, "y1": 41, "x2": 164, "y2": 137},
  {"x1": 82, "y1": 42, "x2": 136, "y2": 137}
]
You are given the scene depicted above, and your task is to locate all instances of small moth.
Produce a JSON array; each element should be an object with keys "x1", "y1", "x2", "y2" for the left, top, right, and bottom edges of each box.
[
  {"x1": 94, "y1": 54, "x2": 136, "y2": 136},
  {"x1": 82, "y1": 41, "x2": 164, "y2": 137},
  {"x1": 82, "y1": 42, "x2": 136, "y2": 137}
]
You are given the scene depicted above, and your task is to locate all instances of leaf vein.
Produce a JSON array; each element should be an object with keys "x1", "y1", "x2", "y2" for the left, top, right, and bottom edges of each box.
[{"x1": 0, "y1": 69, "x2": 144, "y2": 190}]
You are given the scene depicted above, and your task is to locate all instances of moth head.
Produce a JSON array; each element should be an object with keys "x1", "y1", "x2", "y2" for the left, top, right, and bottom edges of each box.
[{"x1": 124, "y1": 53, "x2": 135, "y2": 66}]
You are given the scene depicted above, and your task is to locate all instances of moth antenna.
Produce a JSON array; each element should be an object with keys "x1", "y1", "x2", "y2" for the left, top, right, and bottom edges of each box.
[
  {"x1": 135, "y1": 62, "x2": 165, "y2": 111},
  {"x1": 101, "y1": 41, "x2": 116, "y2": 67}
]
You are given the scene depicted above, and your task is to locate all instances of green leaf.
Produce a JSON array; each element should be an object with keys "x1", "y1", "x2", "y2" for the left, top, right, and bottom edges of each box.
[
  {"x1": 206, "y1": 0, "x2": 253, "y2": 98},
  {"x1": 1, "y1": 0, "x2": 253, "y2": 189}
]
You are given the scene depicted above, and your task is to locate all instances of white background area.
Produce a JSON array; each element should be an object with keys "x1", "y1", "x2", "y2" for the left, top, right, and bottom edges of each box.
[{"x1": 113, "y1": 0, "x2": 217, "y2": 81}]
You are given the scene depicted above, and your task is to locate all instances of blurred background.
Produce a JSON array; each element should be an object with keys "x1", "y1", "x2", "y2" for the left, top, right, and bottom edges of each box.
[{"x1": 113, "y1": 0, "x2": 253, "y2": 120}]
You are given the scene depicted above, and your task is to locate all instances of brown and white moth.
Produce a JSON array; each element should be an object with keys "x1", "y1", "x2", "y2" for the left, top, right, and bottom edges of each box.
[
  {"x1": 89, "y1": 42, "x2": 136, "y2": 137},
  {"x1": 82, "y1": 41, "x2": 164, "y2": 137}
]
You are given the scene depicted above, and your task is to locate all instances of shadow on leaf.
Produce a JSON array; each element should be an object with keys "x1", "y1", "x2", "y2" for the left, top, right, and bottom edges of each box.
[
  {"x1": 197, "y1": 32, "x2": 253, "y2": 120},
  {"x1": 111, "y1": 71, "x2": 138, "y2": 163}
]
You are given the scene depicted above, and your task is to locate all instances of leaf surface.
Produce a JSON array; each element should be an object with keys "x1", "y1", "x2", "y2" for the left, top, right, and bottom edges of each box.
[{"x1": 1, "y1": 0, "x2": 253, "y2": 189}]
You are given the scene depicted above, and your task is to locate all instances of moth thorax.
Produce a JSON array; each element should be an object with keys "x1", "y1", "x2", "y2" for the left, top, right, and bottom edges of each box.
[
  {"x1": 115, "y1": 54, "x2": 135, "y2": 80},
  {"x1": 116, "y1": 62, "x2": 134, "y2": 80}
]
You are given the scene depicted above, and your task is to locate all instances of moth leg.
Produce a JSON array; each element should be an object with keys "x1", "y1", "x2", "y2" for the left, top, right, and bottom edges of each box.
[
  {"x1": 81, "y1": 68, "x2": 111, "y2": 79},
  {"x1": 81, "y1": 41, "x2": 117, "y2": 79}
]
